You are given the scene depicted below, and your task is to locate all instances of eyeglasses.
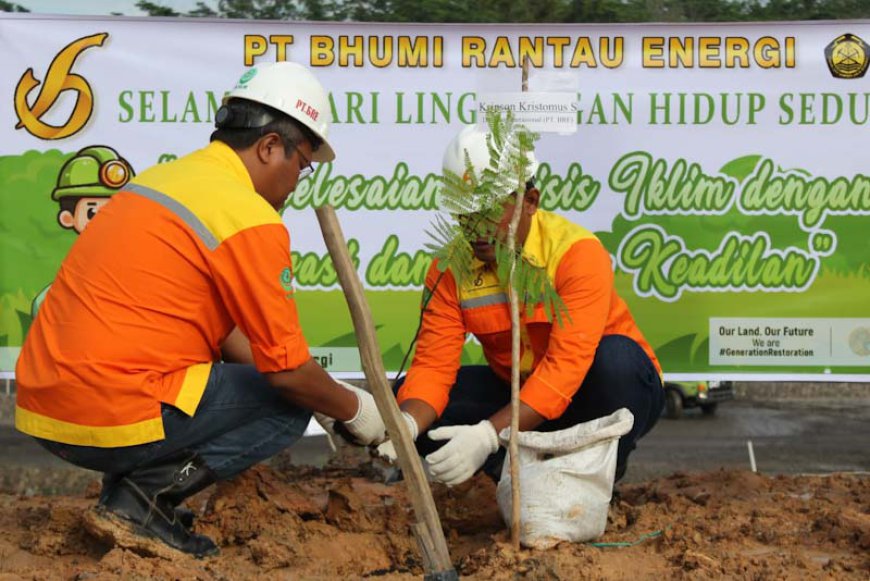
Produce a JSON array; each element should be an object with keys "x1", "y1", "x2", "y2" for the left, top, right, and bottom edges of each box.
[{"x1": 294, "y1": 146, "x2": 315, "y2": 179}]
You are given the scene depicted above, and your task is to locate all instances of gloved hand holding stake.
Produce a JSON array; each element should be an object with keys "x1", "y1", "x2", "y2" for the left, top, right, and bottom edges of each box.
[
  {"x1": 425, "y1": 420, "x2": 499, "y2": 486},
  {"x1": 375, "y1": 412, "x2": 419, "y2": 463},
  {"x1": 314, "y1": 380, "x2": 388, "y2": 446},
  {"x1": 341, "y1": 388, "x2": 388, "y2": 445}
]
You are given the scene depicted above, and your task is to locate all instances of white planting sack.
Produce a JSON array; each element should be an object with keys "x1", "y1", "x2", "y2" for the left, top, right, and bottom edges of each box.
[{"x1": 496, "y1": 408, "x2": 634, "y2": 549}]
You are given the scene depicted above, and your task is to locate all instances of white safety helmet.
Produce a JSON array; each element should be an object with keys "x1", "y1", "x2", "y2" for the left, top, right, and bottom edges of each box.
[
  {"x1": 224, "y1": 62, "x2": 335, "y2": 162},
  {"x1": 439, "y1": 125, "x2": 538, "y2": 215}
]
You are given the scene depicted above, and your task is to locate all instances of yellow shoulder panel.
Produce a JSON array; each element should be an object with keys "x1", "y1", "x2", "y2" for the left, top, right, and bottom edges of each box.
[
  {"x1": 131, "y1": 142, "x2": 282, "y2": 245},
  {"x1": 524, "y1": 211, "x2": 599, "y2": 281}
]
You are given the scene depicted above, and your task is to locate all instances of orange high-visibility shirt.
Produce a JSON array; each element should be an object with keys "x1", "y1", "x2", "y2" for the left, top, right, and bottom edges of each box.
[
  {"x1": 15, "y1": 142, "x2": 310, "y2": 447},
  {"x1": 398, "y1": 210, "x2": 662, "y2": 420}
]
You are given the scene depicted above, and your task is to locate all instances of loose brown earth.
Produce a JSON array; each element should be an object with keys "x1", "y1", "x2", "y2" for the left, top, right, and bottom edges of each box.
[{"x1": 0, "y1": 456, "x2": 867, "y2": 580}]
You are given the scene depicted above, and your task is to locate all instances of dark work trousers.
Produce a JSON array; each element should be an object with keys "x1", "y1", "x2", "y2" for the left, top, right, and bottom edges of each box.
[
  {"x1": 394, "y1": 334, "x2": 664, "y2": 481},
  {"x1": 36, "y1": 363, "x2": 311, "y2": 481}
]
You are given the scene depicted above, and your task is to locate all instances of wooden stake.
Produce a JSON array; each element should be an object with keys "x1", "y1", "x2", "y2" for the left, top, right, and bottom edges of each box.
[
  {"x1": 506, "y1": 200, "x2": 523, "y2": 553},
  {"x1": 315, "y1": 206, "x2": 456, "y2": 578},
  {"x1": 522, "y1": 56, "x2": 529, "y2": 92},
  {"x1": 507, "y1": 55, "x2": 532, "y2": 551}
]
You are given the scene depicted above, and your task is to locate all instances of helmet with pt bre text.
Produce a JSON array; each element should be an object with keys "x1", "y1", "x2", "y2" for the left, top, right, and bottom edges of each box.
[{"x1": 221, "y1": 62, "x2": 335, "y2": 163}]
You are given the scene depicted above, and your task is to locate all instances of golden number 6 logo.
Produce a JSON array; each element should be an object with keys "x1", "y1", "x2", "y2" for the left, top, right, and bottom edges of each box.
[{"x1": 14, "y1": 33, "x2": 108, "y2": 140}]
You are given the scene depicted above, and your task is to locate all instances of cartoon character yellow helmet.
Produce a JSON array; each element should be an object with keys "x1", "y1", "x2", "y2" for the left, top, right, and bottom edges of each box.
[{"x1": 51, "y1": 146, "x2": 134, "y2": 201}]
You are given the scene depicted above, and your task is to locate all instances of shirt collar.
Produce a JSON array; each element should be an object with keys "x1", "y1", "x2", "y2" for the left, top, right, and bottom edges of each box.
[{"x1": 202, "y1": 140, "x2": 256, "y2": 192}]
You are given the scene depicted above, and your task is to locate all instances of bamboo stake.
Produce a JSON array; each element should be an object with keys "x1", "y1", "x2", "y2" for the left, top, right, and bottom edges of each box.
[
  {"x1": 315, "y1": 206, "x2": 457, "y2": 579},
  {"x1": 507, "y1": 55, "x2": 532, "y2": 551}
]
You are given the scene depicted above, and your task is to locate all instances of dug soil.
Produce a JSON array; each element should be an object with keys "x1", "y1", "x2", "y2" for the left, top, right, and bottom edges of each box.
[{"x1": 0, "y1": 455, "x2": 867, "y2": 580}]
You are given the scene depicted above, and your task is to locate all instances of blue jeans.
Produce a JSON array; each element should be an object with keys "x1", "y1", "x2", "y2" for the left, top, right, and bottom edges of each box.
[
  {"x1": 395, "y1": 334, "x2": 664, "y2": 479},
  {"x1": 36, "y1": 363, "x2": 311, "y2": 480}
]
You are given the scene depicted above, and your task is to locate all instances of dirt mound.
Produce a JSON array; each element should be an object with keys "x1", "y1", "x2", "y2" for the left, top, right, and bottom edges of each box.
[{"x1": 0, "y1": 462, "x2": 867, "y2": 579}]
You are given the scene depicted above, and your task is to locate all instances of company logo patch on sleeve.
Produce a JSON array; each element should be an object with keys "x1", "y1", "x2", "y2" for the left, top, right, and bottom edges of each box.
[{"x1": 279, "y1": 266, "x2": 295, "y2": 298}]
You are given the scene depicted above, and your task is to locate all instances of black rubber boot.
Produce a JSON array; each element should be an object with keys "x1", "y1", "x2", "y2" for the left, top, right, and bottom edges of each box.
[
  {"x1": 101, "y1": 473, "x2": 198, "y2": 529},
  {"x1": 174, "y1": 506, "x2": 197, "y2": 530},
  {"x1": 99, "y1": 452, "x2": 219, "y2": 558}
]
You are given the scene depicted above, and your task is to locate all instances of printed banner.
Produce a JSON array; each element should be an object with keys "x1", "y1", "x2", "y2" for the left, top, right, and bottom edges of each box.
[{"x1": 1, "y1": 15, "x2": 868, "y2": 381}]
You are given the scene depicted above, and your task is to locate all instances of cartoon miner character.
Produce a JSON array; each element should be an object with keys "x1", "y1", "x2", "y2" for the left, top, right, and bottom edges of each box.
[
  {"x1": 54, "y1": 146, "x2": 134, "y2": 233},
  {"x1": 31, "y1": 146, "x2": 134, "y2": 316}
]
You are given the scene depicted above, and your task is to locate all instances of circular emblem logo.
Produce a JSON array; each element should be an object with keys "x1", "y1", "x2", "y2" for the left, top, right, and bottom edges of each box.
[{"x1": 825, "y1": 33, "x2": 869, "y2": 79}]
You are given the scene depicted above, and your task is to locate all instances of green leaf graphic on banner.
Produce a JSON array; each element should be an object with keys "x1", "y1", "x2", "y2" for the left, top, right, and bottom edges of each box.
[
  {"x1": 320, "y1": 326, "x2": 382, "y2": 347},
  {"x1": 0, "y1": 150, "x2": 76, "y2": 296},
  {"x1": 1, "y1": 290, "x2": 46, "y2": 354},
  {"x1": 693, "y1": 337, "x2": 710, "y2": 366},
  {"x1": 15, "y1": 310, "x2": 32, "y2": 341},
  {"x1": 719, "y1": 154, "x2": 761, "y2": 183},
  {"x1": 461, "y1": 344, "x2": 486, "y2": 365},
  {"x1": 382, "y1": 343, "x2": 406, "y2": 369},
  {"x1": 654, "y1": 334, "x2": 698, "y2": 368}
]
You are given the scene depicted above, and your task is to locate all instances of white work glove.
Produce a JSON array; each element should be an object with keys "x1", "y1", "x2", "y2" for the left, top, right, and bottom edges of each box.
[
  {"x1": 342, "y1": 388, "x2": 389, "y2": 446},
  {"x1": 375, "y1": 412, "x2": 419, "y2": 463},
  {"x1": 425, "y1": 420, "x2": 499, "y2": 486},
  {"x1": 313, "y1": 380, "x2": 387, "y2": 446}
]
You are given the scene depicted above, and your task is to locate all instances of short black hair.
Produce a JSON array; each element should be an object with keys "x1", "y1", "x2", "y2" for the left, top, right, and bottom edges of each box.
[
  {"x1": 210, "y1": 98, "x2": 323, "y2": 158},
  {"x1": 58, "y1": 197, "x2": 81, "y2": 213}
]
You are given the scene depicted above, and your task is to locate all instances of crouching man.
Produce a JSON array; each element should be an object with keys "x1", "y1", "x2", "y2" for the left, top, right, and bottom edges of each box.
[
  {"x1": 14, "y1": 62, "x2": 386, "y2": 557},
  {"x1": 381, "y1": 125, "x2": 664, "y2": 487}
]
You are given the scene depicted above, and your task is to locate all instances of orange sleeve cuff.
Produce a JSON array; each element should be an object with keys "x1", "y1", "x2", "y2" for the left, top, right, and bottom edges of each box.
[
  {"x1": 397, "y1": 372, "x2": 451, "y2": 418},
  {"x1": 520, "y1": 374, "x2": 573, "y2": 420},
  {"x1": 251, "y1": 337, "x2": 311, "y2": 373}
]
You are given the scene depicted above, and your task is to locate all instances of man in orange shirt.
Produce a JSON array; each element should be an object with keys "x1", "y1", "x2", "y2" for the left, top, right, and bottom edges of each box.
[
  {"x1": 385, "y1": 125, "x2": 664, "y2": 487},
  {"x1": 15, "y1": 63, "x2": 386, "y2": 557}
]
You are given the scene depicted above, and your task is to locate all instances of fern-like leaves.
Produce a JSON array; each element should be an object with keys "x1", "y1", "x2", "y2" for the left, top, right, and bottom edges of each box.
[{"x1": 427, "y1": 108, "x2": 568, "y2": 326}]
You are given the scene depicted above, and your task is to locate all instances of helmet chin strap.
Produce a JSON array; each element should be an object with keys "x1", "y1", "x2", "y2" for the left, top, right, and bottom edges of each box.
[{"x1": 215, "y1": 103, "x2": 277, "y2": 129}]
